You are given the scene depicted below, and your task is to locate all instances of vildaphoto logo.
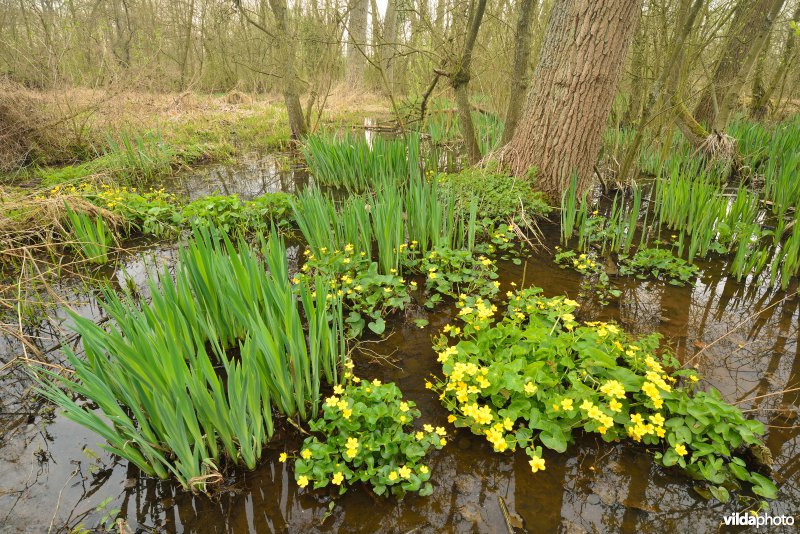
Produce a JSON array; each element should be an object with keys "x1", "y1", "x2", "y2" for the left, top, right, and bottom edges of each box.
[{"x1": 722, "y1": 512, "x2": 795, "y2": 528}]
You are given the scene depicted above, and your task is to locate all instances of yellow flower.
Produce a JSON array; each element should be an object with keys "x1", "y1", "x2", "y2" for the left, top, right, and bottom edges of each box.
[
  {"x1": 372, "y1": 379, "x2": 382, "y2": 386},
  {"x1": 447, "y1": 414, "x2": 457, "y2": 423},
  {"x1": 560, "y1": 398, "x2": 574, "y2": 411},
  {"x1": 609, "y1": 399, "x2": 622, "y2": 412},
  {"x1": 332, "y1": 471, "x2": 344, "y2": 485},
  {"x1": 333, "y1": 384, "x2": 344, "y2": 395},
  {"x1": 524, "y1": 382, "x2": 537, "y2": 396},
  {"x1": 279, "y1": 452, "x2": 288, "y2": 463},
  {"x1": 398, "y1": 415, "x2": 408, "y2": 423},
  {"x1": 650, "y1": 413, "x2": 665, "y2": 426},
  {"x1": 388, "y1": 471, "x2": 398, "y2": 481},
  {"x1": 398, "y1": 465, "x2": 412, "y2": 479},
  {"x1": 325, "y1": 395, "x2": 339, "y2": 408},
  {"x1": 297, "y1": 475, "x2": 309, "y2": 488},
  {"x1": 425, "y1": 381, "x2": 433, "y2": 389},
  {"x1": 629, "y1": 413, "x2": 644, "y2": 425},
  {"x1": 674, "y1": 444, "x2": 687, "y2": 456},
  {"x1": 423, "y1": 424, "x2": 434, "y2": 433},
  {"x1": 429, "y1": 272, "x2": 438, "y2": 280},
  {"x1": 689, "y1": 375, "x2": 699, "y2": 383},
  {"x1": 342, "y1": 408, "x2": 352, "y2": 419},
  {"x1": 439, "y1": 438, "x2": 448, "y2": 447},
  {"x1": 399, "y1": 402, "x2": 410, "y2": 412},
  {"x1": 435, "y1": 426, "x2": 447, "y2": 437},
  {"x1": 416, "y1": 431, "x2": 425, "y2": 440},
  {"x1": 301, "y1": 449, "x2": 312, "y2": 460},
  {"x1": 599, "y1": 380, "x2": 626, "y2": 400},
  {"x1": 655, "y1": 426, "x2": 666, "y2": 438},
  {"x1": 419, "y1": 465, "x2": 429, "y2": 474},
  {"x1": 529, "y1": 455, "x2": 546, "y2": 473}
]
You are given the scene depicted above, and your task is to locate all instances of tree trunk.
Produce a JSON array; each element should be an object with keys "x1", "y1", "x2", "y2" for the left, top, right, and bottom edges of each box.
[
  {"x1": 693, "y1": 0, "x2": 786, "y2": 127},
  {"x1": 346, "y1": 0, "x2": 368, "y2": 87},
  {"x1": 498, "y1": 0, "x2": 644, "y2": 200},
  {"x1": 501, "y1": 0, "x2": 538, "y2": 146},
  {"x1": 450, "y1": 0, "x2": 488, "y2": 165},
  {"x1": 268, "y1": 0, "x2": 307, "y2": 139},
  {"x1": 751, "y1": 1, "x2": 800, "y2": 118},
  {"x1": 714, "y1": 0, "x2": 785, "y2": 129}
]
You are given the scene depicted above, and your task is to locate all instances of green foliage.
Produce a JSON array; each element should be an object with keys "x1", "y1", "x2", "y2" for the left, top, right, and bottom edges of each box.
[
  {"x1": 553, "y1": 248, "x2": 621, "y2": 305},
  {"x1": 302, "y1": 131, "x2": 421, "y2": 191},
  {"x1": 421, "y1": 97, "x2": 505, "y2": 156},
  {"x1": 293, "y1": 377, "x2": 445, "y2": 497},
  {"x1": 618, "y1": 248, "x2": 699, "y2": 286},
  {"x1": 33, "y1": 228, "x2": 345, "y2": 491},
  {"x1": 431, "y1": 287, "x2": 777, "y2": 501},
  {"x1": 64, "y1": 203, "x2": 112, "y2": 264},
  {"x1": 296, "y1": 245, "x2": 410, "y2": 338},
  {"x1": 80, "y1": 184, "x2": 293, "y2": 237},
  {"x1": 438, "y1": 168, "x2": 550, "y2": 223},
  {"x1": 405, "y1": 246, "x2": 500, "y2": 308}
]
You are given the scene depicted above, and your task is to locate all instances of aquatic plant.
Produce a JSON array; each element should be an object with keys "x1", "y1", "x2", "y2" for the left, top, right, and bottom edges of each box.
[
  {"x1": 64, "y1": 203, "x2": 112, "y2": 264},
  {"x1": 301, "y1": 131, "x2": 421, "y2": 191},
  {"x1": 297, "y1": 246, "x2": 410, "y2": 337},
  {"x1": 553, "y1": 248, "x2": 621, "y2": 305},
  {"x1": 34, "y1": 228, "x2": 345, "y2": 491},
  {"x1": 431, "y1": 287, "x2": 778, "y2": 502},
  {"x1": 437, "y1": 167, "x2": 550, "y2": 224},
  {"x1": 618, "y1": 247, "x2": 699, "y2": 286},
  {"x1": 291, "y1": 373, "x2": 445, "y2": 497}
]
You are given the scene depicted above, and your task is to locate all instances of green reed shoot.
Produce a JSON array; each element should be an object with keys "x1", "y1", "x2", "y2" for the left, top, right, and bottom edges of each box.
[
  {"x1": 64, "y1": 204, "x2": 112, "y2": 264},
  {"x1": 34, "y1": 227, "x2": 345, "y2": 491}
]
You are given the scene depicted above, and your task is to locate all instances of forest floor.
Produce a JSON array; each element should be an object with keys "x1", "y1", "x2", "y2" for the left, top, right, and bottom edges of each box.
[{"x1": 1, "y1": 87, "x2": 392, "y2": 183}]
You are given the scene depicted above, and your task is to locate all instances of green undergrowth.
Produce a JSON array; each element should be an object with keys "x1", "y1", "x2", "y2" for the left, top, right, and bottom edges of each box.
[
  {"x1": 34, "y1": 227, "x2": 345, "y2": 491},
  {"x1": 562, "y1": 116, "x2": 800, "y2": 292},
  {"x1": 437, "y1": 167, "x2": 550, "y2": 222},
  {"x1": 302, "y1": 131, "x2": 421, "y2": 191},
  {"x1": 50, "y1": 185, "x2": 293, "y2": 241},
  {"x1": 431, "y1": 287, "x2": 777, "y2": 503},
  {"x1": 291, "y1": 375, "x2": 445, "y2": 497}
]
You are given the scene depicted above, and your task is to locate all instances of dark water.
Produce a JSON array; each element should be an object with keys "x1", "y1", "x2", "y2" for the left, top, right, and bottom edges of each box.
[{"x1": 1, "y1": 163, "x2": 798, "y2": 533}]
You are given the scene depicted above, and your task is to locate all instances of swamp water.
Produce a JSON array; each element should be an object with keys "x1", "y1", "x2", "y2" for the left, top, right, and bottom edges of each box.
[{"x1": 1, "y1": 158, "x2": 799, "y2": 533}]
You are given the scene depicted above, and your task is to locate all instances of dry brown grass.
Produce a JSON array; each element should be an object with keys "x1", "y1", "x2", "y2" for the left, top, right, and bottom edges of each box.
[
  {"x1": 0, "y1": 81, "x2": 65, "y2": 173},
  {"x1": 0, "y1": 187, "x2": 122, "y2": 255}
]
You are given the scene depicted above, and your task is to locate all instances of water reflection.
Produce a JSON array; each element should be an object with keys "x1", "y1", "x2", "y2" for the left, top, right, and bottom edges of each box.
[{"x1": 1, "y1": 219, "x2": 799, "y2": 532}]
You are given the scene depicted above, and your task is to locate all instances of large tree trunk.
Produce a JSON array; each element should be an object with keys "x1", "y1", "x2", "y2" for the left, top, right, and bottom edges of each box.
[
  {"x1": 498, "y1": 0, "x2": 644, "y2": 200},
  {"x1": 501, "y1": 0, "x2": 538, "y2": 146},
  {"x1": 346, "y1": 0, "x2": 368, "y2": 87},
  {"x1": 268, "y1": 0, "x2": 306, "y2": 139},
  {"x1": 693, "y1": 0, "x2": 786, "y2": 127}
]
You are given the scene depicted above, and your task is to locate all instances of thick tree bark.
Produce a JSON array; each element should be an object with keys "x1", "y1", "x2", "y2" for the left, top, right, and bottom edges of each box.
[
  {"x1": 498, "y1": 0, "x2": 644, "y2": 200},
  {"x1": 501, "y1": 0, "x2": 538, "y2": 146},
  {"x1": 268, "y1": 0, "x2": 306, "y2": 139},
  {"x1": 346, "y1": 0, "x2": 368, "y2": 87},
  {"x1": 693, "y1": 0, "x2": 786, "y2": 127}
]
